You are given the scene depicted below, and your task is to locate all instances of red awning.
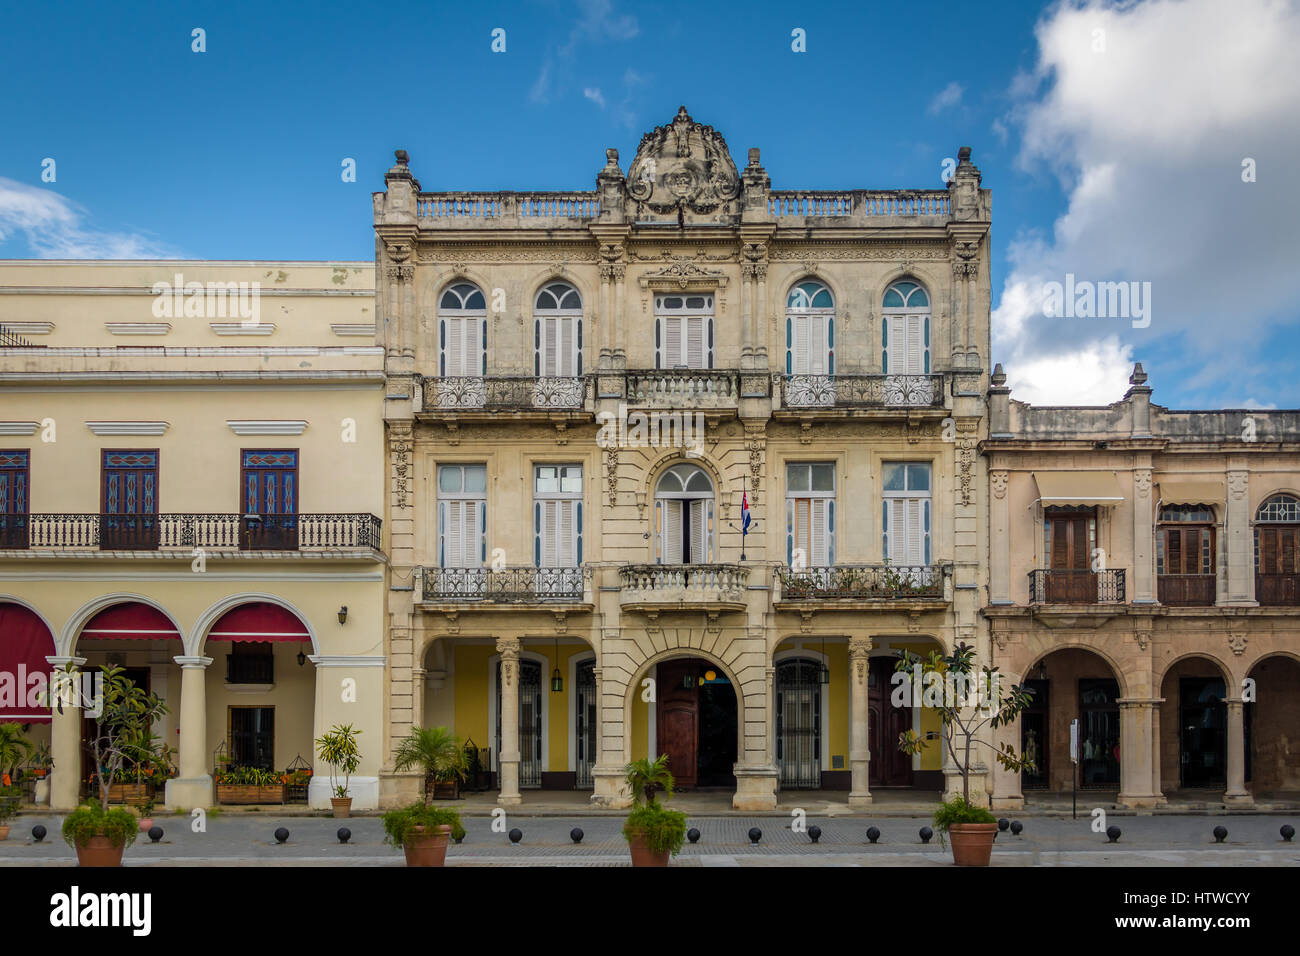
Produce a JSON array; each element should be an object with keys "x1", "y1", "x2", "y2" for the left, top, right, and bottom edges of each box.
[
  {"x1": 81, "y1": 603, "x2": 181, "y2": 641},
  {"x1": 207, "y1": 602, "x2": 310, "y2": 642},
  {"x1": 0, "y1": 603, "x2": 57, "y2": 722}
]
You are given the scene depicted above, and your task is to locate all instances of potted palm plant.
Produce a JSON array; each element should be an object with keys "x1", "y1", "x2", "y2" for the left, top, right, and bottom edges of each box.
[
  {"x1": 63, "y1": 664, "x2": 166, "y2": 866},
  {"x1": 894, "y1": 642, "x2": 1035, "y2": 866},
  {"x1": 622, "y1": 755, "x2": 688, "y2": 867},
  {"x1": 0, "y1": 779, "x2": 19, "y2": 840},
  {"x1": 391, "y1": 726, "x2": 467, "y2": 802},
  {"x1": 315, "y1": 723, "x2": 362, "y2": 818},
  {"x1": 382, "y1": 801, "x2": 462, "y2": 867}
]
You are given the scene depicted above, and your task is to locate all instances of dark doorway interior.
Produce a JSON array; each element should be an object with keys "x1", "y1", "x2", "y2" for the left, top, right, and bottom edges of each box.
[
  {"x1": 1078, "y1": 678, "x2": 1120, "y2": 787},
  {"x1": 1020, "y1": 678, "x2": 1049, "y2": 789},
  {"x1": 655, "y1": 658, "x2": 737, "y2": 790},
  {"x1": 1180, "y1": 677, "x2": 1226, "y2": 788},
  {"x1": 867, "y1": 661, "x2": 913, "y2": 787}
]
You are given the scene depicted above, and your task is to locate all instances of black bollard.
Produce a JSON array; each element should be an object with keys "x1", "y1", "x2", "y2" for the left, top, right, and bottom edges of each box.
[
  {"x1": 570, "y1": 827, "x2": 584, "y2": 844},
  {"x1": 998, "y1": 818, "x2": 1010, "y2": 832},
  {"x1": 919, "y1": 826, "x2": 933, "y2": 844},
  {"x1": 1106, "y1": 825, "x2": 1121, "y2": 843},
  {"x1": 807, "y1": 825, "x2": 821, "y2": 843},
  {"x1": 748, "y1": 827, "x2": 762, "y2": 845},
  {"x1": 509, "y1": 828, "x2": 523, "y2": 845},
  {"x1": 1010, "y1": 820, "x2": 1023, "y2": 836},
  {"x1": 687, "y1": 827, "x2": 701, "y2": 843},
  {"x1": 1282, "y1": 824, "x2": 1295, "y2": 842},
  {"x1": 274, "y1": 827, "x2": 289, "y2": 844},
  {"x1": 337, "y1": 827, "x2": 351, "y2": 844},
  {"x1": 31, "y1": 825, "x2": 46, "y2": 843},
  {"x1": 1213, "y1": 825, "x2": 1228, "y2": 843},
  {"x1": 866, "y1": 826, "x2": 880, "y2": 844}
]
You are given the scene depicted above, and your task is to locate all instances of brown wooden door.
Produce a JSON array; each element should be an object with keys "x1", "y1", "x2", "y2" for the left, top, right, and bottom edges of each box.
[
  {"x1": 655, "y1": 661, "x2": 698, "y2": 788},
  {"x1": 867, "y1": 665, "x2": 913, "y2": 787},
  {"x1": 101, "y1": 450, "x2": 159, "y2": 549},
  {"x1": 1047, "y1": 511, "x2": 1096, "y2": 602}
]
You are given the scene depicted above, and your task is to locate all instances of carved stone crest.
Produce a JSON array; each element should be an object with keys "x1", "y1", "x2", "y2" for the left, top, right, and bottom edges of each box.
[
  {"x1": 625, "y1": 107, "x2": 741, "y2": 222},
  {"x1": 991, "y1": 470, "x2": 1009, "y2": 499}
]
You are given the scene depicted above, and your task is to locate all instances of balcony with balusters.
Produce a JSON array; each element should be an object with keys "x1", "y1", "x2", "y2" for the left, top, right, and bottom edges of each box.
[
  {"x1": 416, "y1": 566, "x2": 593, "y2": 612},
  {"x1": 417, "y1": 374, "x2": 594, "y2": 422},
  {"x1": 775, "y1": 372, "x2": 949, "y2": 415},
  {"x1": 0, "y1": 513, "x2": 383, "y2": 557},
  {"x1": 618, "y1": 563, "x2": 751, "y2": 613},
  {"x1": 773, "y1": 564, "x2": 951, "y2": 612}
]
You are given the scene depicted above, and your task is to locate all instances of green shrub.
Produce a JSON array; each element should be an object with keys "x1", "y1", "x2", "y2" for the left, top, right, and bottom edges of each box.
[
  {"x1": 382, "y1": 801, "x2": 463, "y2": 847},
  {"x1": 622, "y1": 802, "x2": 688, "y2": 856},
  {"x1": 0, "y1": 784, "x2": 20, "y2": 824},
  {"x1": 62, "y1": 802, "x2": 139, "y2": 849},
  {"x1": 933, "y1": 796, "x2": 997, "y2": 835}
]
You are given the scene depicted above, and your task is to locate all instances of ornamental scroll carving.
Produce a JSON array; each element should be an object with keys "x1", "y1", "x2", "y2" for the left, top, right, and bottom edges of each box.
[
  {"x1": 626, "y1": 107, "x2": 741, "y2": 222},
  {"x1": 390, "y1": 430, "x2": 413, "y2": 511},
  {"x1": 991, "y1": 470, "x2": 1009, "y2": 499}
]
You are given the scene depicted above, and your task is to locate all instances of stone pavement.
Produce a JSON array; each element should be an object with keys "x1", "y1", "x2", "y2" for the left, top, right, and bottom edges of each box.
[{"x1": 3, "y1": 811, "x2": 1297, "y2": 866}]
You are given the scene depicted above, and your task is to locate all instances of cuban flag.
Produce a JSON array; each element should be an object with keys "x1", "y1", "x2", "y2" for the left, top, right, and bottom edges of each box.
[{"x1": 741, "y1": 491, "x2": 751, "y2": 536}]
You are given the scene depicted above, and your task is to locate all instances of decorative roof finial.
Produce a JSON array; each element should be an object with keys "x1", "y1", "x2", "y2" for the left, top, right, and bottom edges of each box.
[{"x1": 1129, "y1": 362, "x2": 1148, "y2": 386}]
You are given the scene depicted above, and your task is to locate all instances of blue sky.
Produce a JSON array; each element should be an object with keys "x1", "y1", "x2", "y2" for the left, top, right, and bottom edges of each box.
[{"x1": 2, "y1": 0, "x2": 1298, "y2": 410}]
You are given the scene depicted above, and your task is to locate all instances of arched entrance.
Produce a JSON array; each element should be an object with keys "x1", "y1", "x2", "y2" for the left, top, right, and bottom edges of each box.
[
  {"x1": 1158, "y1": 655, "x2": 1231, "y2": 793},
  {"x1": 496, "y1": 658, "x2": 543, "y2": 788},
  {"x1": 0, "y1": 601, "x2": 56, "y2": 724},
  {"x1": 775, "y1": 658, "x2": 822, "y2": 789},
  {"x1": 654, "y1": 657, "x2": 737, "y2": 789},
  {"x1": 1246, "y1": 654, "x2": 1300, "y2": 795},
  {"x1": 1021, "y1": 647, "x2": 1126, "y2": 796}
]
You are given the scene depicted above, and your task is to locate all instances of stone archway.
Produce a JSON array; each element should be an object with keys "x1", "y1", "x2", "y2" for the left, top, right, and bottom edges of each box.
[{"x1": 1246, "y1": 653, "x2": 1300, "y2": 796}]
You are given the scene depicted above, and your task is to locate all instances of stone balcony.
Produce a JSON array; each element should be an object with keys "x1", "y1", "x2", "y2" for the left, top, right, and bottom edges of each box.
[
  {"x1": 417, "y1": 566, "x2": 592, "y2": 612},
  {"x1": 618, "y1": 563, "x2": 750, "y2": 613},
  {"x1": 417, "y1": 375, "x2": 594, "y2": 422},
  {"x1": 776, "y1": 373, "x2": 947, "y2": 412}
]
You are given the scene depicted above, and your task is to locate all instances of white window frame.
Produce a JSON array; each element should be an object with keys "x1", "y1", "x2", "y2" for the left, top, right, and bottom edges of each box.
[
  {"x1": 654, "y1": 463, "x2": 714, "y2": 564},
  {"x1": 534, "y1": 282, "x2": 583, "y2": 378},
  {"x1": 881, "y1": 281, "x2": 930, "y2": 376},
  {"x1": 437, "y1": 463, "x2": 487, "y2": 568},
  {"x1": 655, "y1": 294, "x2": 714, "y2": 370},
  {"x1": 881, "y1": 461, "x2": 932, "y2": 568},
  {"x1": 786, "y1": 281, "x2": 835, "y2": 377},
  {"x1": 533, "y1": 464, "x2": 583, "y2": 568},
  {"x1": 786, "y1": 462, "x2": 835, "y2": 568},
  {"x1": 438, "y1": 282, "x2": 487, "y2": 379}
]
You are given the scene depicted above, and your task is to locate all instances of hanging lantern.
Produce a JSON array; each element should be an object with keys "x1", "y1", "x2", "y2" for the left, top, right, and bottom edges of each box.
[
  {"x1": 551, "y1": 637, "x2": 563, "y2": 693},
  {"x1": 819, "y1": 635, "x2": 831, "y2": 684}
]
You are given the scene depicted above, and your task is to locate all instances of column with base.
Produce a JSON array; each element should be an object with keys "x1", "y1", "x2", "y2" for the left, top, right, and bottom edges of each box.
[
  {"x1": 990, "y1": 670, "x2": 1025, "y2": 810},
  {"x1": 590, "y1": 660, "x2": 632, "y2": 809},
  {"x1": 1116, "y1": 699, "x2": 1165, "y2": 808},
  {"x1": 165, "y1": 656, "x2": 214, "y2": 810},
  {"x1": 496, "y1": 638, "x2": 522, "y2": 806},
  {"x1": 1223, "y1": 698, "x2": 1254, "y2": 806},
  {"x1": 847, "y1": 637, "x2": 872, "y2": 809},
  {"x1": 46, "y1": 655, "x2": 85, "y2": 811}
]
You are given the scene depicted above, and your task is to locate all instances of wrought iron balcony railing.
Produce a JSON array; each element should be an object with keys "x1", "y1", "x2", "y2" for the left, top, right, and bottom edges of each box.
[
  {"x1": 1, "y1": 513, "x2": 382, "y2": 551},
  {"x1": 779, "y1": 374, "x2": 945, "y2": 409},
  {"x1": 1028, "y1": 569, "x2": 1126, "y2": 605},
  {"x1": 1157, "y1": 573, "x2": 1217, "y2": 606},
  {"x1": 776, "y1": 564, "x2": 944, "y2": 600},
  {"x1": 420, "y1": 566, "x2": 586, "y2": 603},
  {"x1": 421, "y1": 375, "x2": 589, "y2": 411}
]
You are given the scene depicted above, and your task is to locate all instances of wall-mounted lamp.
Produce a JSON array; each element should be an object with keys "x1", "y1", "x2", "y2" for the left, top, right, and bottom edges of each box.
[
  {"x1": 296, "y1": 649, "x2": 307, "y2": 667},
  {"x1": 337, "y1": 606, "x2": 348, "y2": 625},
  {"x1": 551, "y1": 637, "x2": 563, "y2": 693}
]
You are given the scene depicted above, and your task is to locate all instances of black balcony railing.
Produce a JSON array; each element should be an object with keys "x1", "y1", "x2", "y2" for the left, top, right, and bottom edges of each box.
[
  {"x1": 1256, "y1": 573, "x2": 1300, "y2": 606},
  {"x1": 779, "y1": 374, "x2": 945, "y2": 408},
  {"x1": 1158, "y1": 573, "x2": 1217, "y2": 606},
  {"x1": 421, "y1": 566, "x2": 585, "y2": 603},
  {"x1": 8, "y1": 513, "x2": 381, "y2": 551},
  {"x1": 1028, "y1": 568, "x2": 1126, "y2": 604},
  {"x1": 226, "y1": 652, "x2": 275, "y2": 684},
  {"x1": 776, "y1": 564, "x2": 944, "y2": 600},
  {"x1": 422, "y1": 375, "x2": 588, "y2": 410}
]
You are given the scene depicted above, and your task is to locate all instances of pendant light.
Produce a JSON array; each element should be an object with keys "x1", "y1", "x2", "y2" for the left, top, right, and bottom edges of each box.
[
  {"x1": 551, "y1": 637, "x2": 564, "y2": 693},
  {"x1": 819, "y1": 635, "x2": 831, "y2": 684}
]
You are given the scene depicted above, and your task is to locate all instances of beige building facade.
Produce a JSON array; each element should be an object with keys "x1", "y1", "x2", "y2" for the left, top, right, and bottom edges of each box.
[
  {"x1": 985, "y1": 364, "x2": 1300, "y2": 809},
  {"x1": 375, "y1": 107, "x2": 993, "y2": 810},
  {"x1": 0, "y1": 261, "x2": 387, "y2": 810}
]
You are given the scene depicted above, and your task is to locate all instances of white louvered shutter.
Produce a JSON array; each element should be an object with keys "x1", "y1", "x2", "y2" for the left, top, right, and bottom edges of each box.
[
  {"x1": 811, "y1": 498, "x2": 829, "y2": 566},
  {"x1": 538, "y1": 316, "x2": 577, "y2": 377},
  {"x1": 444, "y1": 317, "x2": 483, "y2": 377},
  {"x1": 791, "y1": 316, "x2": 810, "y2": 374},
  {"x1": 663, "y1": 317, "x2": 682, "y2": 368},
  {"x1": 887, "y1": 499, "x2": 906, "y2": 564},
  {"x1": 661, "y1": 500, "x2": 683, "y2": 563},
  {"x1": 905, "y1": 498, "x2": 924, "y2": 565},
  {"x1": 557, "y1": 500, "x2": 576, "y2": 566},
  {"x1": 686, "y1": 317, "x2": 705, "y2": 368},
  {"x1": 906, "y1": 315, "x2": 924, "y2": 374},
  {"x1": 689, "y1": 499, "x2": 710, "y2": 563}
]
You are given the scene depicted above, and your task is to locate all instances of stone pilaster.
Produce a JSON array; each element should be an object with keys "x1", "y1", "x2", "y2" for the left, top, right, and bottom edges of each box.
[
  {"x1": 46, "y1": 656, "x2": 85, "y2": 811},
  {"x1": 1223, "y1": 698, "x2": 1254, "y2": 806},
  {"x1": 496, "y1": 637, "x2": 522, "y2": 806},
  {"x1": 847, "y1": 637, "x2": 873, "y2": 808},
  {"x1": 166, "y1": 656, "x2": 214, "y2": 810},
  {"x1": 1225, "y1": 463, "x2": 1256, "y2": 604}
]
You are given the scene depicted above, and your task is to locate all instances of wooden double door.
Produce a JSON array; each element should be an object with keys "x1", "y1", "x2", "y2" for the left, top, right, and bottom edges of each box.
[
  {"x1": 1046, "y1": 509, "x2": 1098, "y2": 602},
  {"x1": 655, "y1": 659, "x2": 736, "y2": 789},
  {"x1": 867, "y1": 663, "x2": 913, "y2": 787}
]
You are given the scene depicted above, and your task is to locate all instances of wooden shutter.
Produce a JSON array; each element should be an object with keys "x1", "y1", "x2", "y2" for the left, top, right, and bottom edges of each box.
[
  {"x1": 886, "y1": 318, "x2": 906, "y2": 375},
  {"x1": 790, "y1": 316, "x2": 810, "y2": 374},
  {"x1": 810, "y1": 316, "x2": 827, "y2": 375},
  {"x1": 445, "y1": 319, "x2": 465, "y2": 376},
  {"x1": 661, "y1": 500, "x2": 683, "y2": 563},
  {"x1": 663, "y1": 317, "x2": 682, "y2": 367},
  {"x1": 1269, "y1": 527, "x2": 1300, "y2": 575},
  {"x1": 686, "y1": 317, "x2": 705, "y2": 369},
  {"x1": 905, "y1": 498, "x2": 924, "y2": 565},
  {"x1": 442, "y1": 499, "x2": 483, "y2": 567},
  {"x1": 906, "y1": 315, "x2": 924, "y2": 374},
  {"x1": 689, "y1": 499, "x2": 709, "y2": 563},
  {"x1": 537, "y1": 316, "x2": 577, "y2": 377},
  {"x1": 887, "y1": 499, "x2": 905, "y2": 563},
  {"x1": 811, "y1": 498, "x2": 829, "y2": 565}
]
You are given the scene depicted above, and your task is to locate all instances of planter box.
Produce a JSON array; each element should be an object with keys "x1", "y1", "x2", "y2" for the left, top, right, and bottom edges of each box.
[
  {"x1": 431, "y1": 780, "x2": 460, "y2": 800},
  {"x1": 106, "y1": 784, "x2": 155, "y2": 804},
  {"x1": 216, "y1": 784, "x2": 286, "y2": 805}
]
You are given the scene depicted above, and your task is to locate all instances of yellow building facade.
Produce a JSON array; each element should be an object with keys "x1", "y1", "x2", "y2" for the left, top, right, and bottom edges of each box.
[
  {"x1": 0, "y1": 261, "x2": 387, "y2": 810},
  {"x1": 375, "y1": 108, "x2": 992, "y2": 809}
]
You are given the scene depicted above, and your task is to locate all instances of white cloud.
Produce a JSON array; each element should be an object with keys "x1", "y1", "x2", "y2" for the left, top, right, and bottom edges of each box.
[
  {"x1": 0, "y1": 178, "x2": 176, "y2": 258},
  {"x1": 927, "y1": 81, "x2": 964, "y2": 114},
  {"x1": 993, "y1": 0, "x2": 1300, "y2": 405},
  {"x1": 583, "y1": 87, "x2": 606, "y2": 108},
  {"x1": 532, "y1": 0, "x2": 639, "y2": 106}
]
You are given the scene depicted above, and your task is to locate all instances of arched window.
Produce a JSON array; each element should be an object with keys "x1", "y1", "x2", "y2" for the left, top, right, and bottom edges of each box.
[
  {"x1": 1255, "y1": 494, "x2": 1300, "y2": 605},
  {"x1": 785, "y1": 280, "x2": 834, "y2": 377},
  {"x1": 655, "y1": 463, "x2": 714, "y2": 564},
  {"x1": 534, "y1": 282, "x2": 582, "y2": 378},
  {"x1": 881, "y1": 280, "x2": 930, "y2": 375},
  {"x1": 438, "y1": 282, "x2": 487, "y2": 378}
]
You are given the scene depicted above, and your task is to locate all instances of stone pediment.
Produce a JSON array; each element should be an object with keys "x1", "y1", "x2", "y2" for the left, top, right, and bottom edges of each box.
[{"x1": 625, "y1": 107, "x2": 741, "y2": 224}]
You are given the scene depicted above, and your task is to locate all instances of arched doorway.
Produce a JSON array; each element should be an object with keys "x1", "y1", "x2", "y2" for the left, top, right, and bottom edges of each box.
[
  {"x1": 0, "y1": 601, "x2": 56, "y2": 724},
  {"x1": 775, "y1": 658, "x2": 822, "y2": 789},
  {"x1": 1021, "y1": 647, "x2": 1125, "y2": 795},
  {"x1": 654, "y1": 657, "x2": 737, "y2": 789},
  {"x1": 1158, "y1": 656, "x2": 1231, "y2": 792},
  {"x1": 495, "y1": 658, "x2": 543, "y2": 788},
  {"x1": 1246, "y1": 655, "x2": 1300, "y2": 795}
]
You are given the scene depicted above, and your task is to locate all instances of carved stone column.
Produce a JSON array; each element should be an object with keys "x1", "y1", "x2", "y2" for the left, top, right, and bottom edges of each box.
[
  {"x1": 496, "y1": 637, "x2": 523, "y2": 806},
  {"x1": 848, "y1": 637, "x2": 873, "y2": 808},
  {"x1": 1223, "y1": 698, "x2": 1254, "y2": 806},
  {"x1": 1116, "y1": 698, "x2": 1164, "y2": 808}
]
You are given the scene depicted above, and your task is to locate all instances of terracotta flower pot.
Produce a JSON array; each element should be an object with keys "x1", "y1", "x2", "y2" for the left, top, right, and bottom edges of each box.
[
  {"x1": 0, "y1": 825, "x2": 10, "y2": 841},
  {"x1": 626, "y1": 833, "x2": 671, "y2": 867},
  {"x1": 402, "y1": 824, "x2": 452, "y2": 867},
  {"x1": 75, "y1": 835, "x2": 125, "y2": 867},
  {"x1": 331, "y1": 797, "x2": 352, "y2": 819},
  {"x1": 138, "y1": 818, "x2": 154, "y2": 832},
  {"x1": 947, "y1": 823, "x2": 998, "y2": 866}
]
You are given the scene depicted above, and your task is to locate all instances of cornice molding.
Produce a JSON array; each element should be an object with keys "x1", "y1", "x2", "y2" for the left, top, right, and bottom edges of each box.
[
  {"x1": 226, "y1": 419, "x2": 309, "y2": 435},
  {"x1": 85, "y1": 420, "x2": 169, "y2": 435}
]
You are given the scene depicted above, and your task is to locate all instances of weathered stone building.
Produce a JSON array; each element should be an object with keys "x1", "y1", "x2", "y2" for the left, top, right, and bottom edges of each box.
[
  {"x1": 374, "y1": 107, "x2": 993, "y2": 809},
  {"x1": 985, "y1": 365, "x2": 1300, "y2": 808}
]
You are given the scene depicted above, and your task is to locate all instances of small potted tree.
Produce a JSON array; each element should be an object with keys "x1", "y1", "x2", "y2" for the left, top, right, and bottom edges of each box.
[
  {"x1": 63, "y1": 665, "x2": 166, "y2": 866},
  {"x1": 391, "y1": 726, "x2": 467, "y2": 802},
  {"x1": 621, "y1": 755, "x2": 688, "y2": 867},
  {"x1": 315, "y1": 723, "x2": 362, "y2": 818},
  {"x1": 382, "y1": 801, "x2": 462, "y2": 866},
  {"x1": 0, "y1": 780, "x2": 19, "y2": 840},
  {"x1": 134, "y1": 791, "x2": 157, "y2": 833},
  {"x1": 894, "y1": 642, "x2": 1035, "y2": 866}
]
